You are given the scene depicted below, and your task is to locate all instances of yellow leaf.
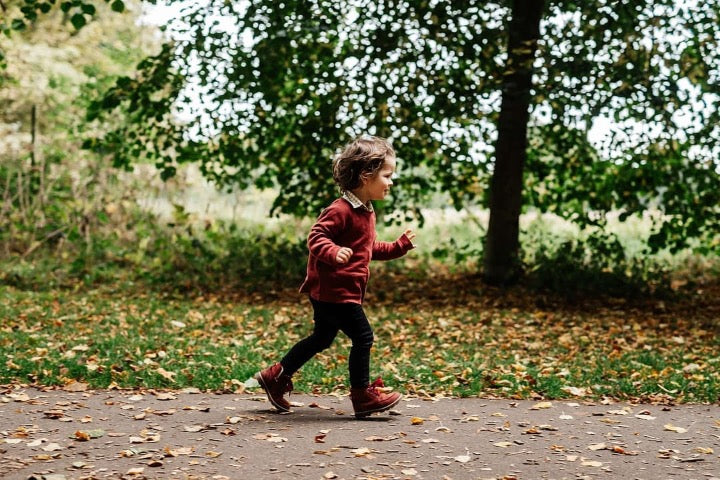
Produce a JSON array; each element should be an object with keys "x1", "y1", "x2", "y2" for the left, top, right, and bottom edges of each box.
[
  {"x1": 530, "y1": 401, "x2": 553, "y2": 410},
  {"x1": 664, "y1": 424, "x2": 688, "y2": 433},
  {"x1": 410, "y1": 416, "x2": 424, "y2": 425},
  {"x1": 156, "y1": 368, "x2": 177, "y2": 382}
]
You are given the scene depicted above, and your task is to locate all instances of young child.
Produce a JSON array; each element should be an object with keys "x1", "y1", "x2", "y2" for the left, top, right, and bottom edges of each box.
[{"x1": 256, "y1": 135, "x2": 416, "y2": 418}]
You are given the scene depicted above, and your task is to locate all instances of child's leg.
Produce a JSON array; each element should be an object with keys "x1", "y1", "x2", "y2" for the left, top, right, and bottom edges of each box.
[
  {"x1": 280, "y1": 299, "x2": 340, "y2": 376},
  {"x1": 336, "y1": 304, "x2": 374, "y2": 389}
]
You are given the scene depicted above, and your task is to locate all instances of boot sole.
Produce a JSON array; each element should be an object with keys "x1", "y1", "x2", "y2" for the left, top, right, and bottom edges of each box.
[
  {"x1": 354, "y1": 394, "x2": 402, "y2": 419},
  {"x1": 255, "y1": 373, "x2": 291, "y2": 413}
]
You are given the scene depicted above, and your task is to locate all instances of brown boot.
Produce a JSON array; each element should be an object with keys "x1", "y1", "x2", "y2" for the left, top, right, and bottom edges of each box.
[
  {"x1": 255, "y1": 363, "x2": 293, "y2": 412},
  {"x1": 350, "y1": 378, "x2": 402, "y2": 418}
]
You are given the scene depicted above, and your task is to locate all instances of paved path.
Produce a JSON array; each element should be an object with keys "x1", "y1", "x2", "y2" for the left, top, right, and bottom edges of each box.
[{"x1": 1, "y1": 387, "x2": 719, "y2": 479}]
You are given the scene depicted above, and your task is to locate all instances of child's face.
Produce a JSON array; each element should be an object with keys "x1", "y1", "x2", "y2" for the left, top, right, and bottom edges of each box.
[{"x1": 363, "y1": 156, "x2": 396, "y2": 201}]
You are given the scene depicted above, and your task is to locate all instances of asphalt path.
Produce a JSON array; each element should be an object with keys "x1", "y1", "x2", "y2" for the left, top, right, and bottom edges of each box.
[{"x1": 1, "y1": 386, "x2": 719, "y2": 480}]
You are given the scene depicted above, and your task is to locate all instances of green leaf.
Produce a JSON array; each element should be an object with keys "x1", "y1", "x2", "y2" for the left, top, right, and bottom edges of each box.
[
  {"x1": 111, "y1": 0, "x2": 125, "y2": 13},
  {"x1": 81, "y1": 3, "x2": 96, "y2": 15},
  {"x1": 11, "y1": 19, "x2": 27, "y2": 31},
  {"x1": 70, "y1": 13, "x2": 86, "y2": 30}
]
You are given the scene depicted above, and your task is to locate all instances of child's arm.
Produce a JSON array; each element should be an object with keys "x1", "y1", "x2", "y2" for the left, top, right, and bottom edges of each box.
[
  {"x1": 372, "y1": 229, "x2": 416, "y2": 261},
  {"x1": 307, "y1": 204, "x2": 348, "y2": 265}
]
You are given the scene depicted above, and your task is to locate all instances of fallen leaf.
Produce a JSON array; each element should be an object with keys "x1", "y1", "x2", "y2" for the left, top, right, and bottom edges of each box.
[
  {"x1": 635, "y1": 413, "x2": 656, "y2": 420},
  {"x1": 183, "y1": 425, "x2": 205, "y2": 433},
  {"x1": 694, "y1": 447, "x2": 713, "y2": 454},
  {"x1": 126, "y1": 467, "x2": 145, "y2": 475},
  {"x1": 164, "y1": 446, "x2": 194, "y2": 457},
  {"x1": 588, "y1": 443, "x2": 607, "y2": 451},
  {"x1": 352, "y1": 447, "x2": 372, "y2": 457},
  {"x1": 454, "y1": 454, "x2": 471, "y2": 463},
  {"x1": 41, "y1": 442, "x2": 63, "y2": 452},
  {"x1": 581, "y1": 460, "x2": 603, "y2": 467},
  {"x1": 156, "y1": 368, "x2": 177, "y2": 382},
  {"x1": 664, "y1": 424, "x2": 688, "y2": 433},
  {"x1": 494, "y1": 441, "x2": 514, "y2": 448},
  {"x1": 530, "y1": 401, "x2": 553, "y2": 410},
  {"x1": 561, "y1": 386, "x2": 587, "y2": 397},
  {"x1": 155, "y1": 392, "x2": 177, "y2": 401},
  {"x1": 410, "y1": 416, "x2": 424, "y2": 425},
  {"x1": 206, "y1": 451, "x2": 222, "y2": 458},
  {"x1": 63, "y1": 381, "x2": 88, "y2": 392}
]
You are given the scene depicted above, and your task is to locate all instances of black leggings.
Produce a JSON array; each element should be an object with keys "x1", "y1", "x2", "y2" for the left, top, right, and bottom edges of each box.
[{"x1": 280, "y1": 298, "x2": 374, "y2": 388}]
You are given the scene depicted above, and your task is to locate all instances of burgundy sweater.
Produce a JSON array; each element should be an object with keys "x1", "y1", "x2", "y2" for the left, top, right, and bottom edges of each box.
[{"x1": 299, "y1": 198, "x2": 414, "y2": 304}]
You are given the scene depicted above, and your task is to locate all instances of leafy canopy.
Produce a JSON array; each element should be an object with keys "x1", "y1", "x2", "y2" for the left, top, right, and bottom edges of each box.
[{"x1": 68, "y1": 0, "x2": 720, "y2": 252}]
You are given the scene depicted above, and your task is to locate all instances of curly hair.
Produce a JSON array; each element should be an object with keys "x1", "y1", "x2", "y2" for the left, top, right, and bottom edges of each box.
[{"x1": 332, "y1": 136, "x2": 395, "y2": 191}]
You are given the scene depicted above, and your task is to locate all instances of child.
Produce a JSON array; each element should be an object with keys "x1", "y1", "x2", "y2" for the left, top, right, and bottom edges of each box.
[{"x1": 256, "y1": 135, "x2": 416, "y2": 418}]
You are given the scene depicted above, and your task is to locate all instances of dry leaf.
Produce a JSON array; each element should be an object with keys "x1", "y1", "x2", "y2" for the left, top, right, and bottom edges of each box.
[
  {"x1": 63, "y1": 381, "x2": 88, "y2": 392},
  {"x1": 352, "y1": 447, "x2": 372, "y2": 457},
  {"x1": 581, "y1": 460, "x2": 603, "y2": 467},
  {"x1": 693, "y1": 447, "x2": 713, "y2": 454},
  {"x1": 41, "y1": 442, "x2": 63, "y2": 452},
  {"x1": 156, "y1": 368, "x2": 177, "y2": 382},
  {"x1": 164, "y1": 446, "x2": 194, "y2": 457},
  {"x1": 561, "y1": 386, "x2": 587, "y2": 397},
  {"x1": 635, "y1": 413, "x2": 656, "y2": 420},
  {"x1": 494, "y1": 441, "x2": 514, "y2": 448},
  {"x1": 410, "y1": 416, "x2": 424, "y2": 425},
  {"x1": 155, "y1": 392, "x2": 177, "y2": 401},
  {"x1": 530, "y1": 401, "x2": 553, "y2": 410},
  {"x1": 184, "y1": 425, "x2": 205, "y2": 433},
  {"x1": 664, "y1": 424, "x2": 688, "y2": 433}
]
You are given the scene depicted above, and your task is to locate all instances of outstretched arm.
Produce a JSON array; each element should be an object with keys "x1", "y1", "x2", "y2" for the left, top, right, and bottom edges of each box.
[{"x1": 372, "y1": 229, "x2": 416, "y2": 261}]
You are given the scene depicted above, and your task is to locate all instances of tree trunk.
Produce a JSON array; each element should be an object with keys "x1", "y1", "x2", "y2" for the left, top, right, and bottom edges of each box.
[{"x1": 483, "y1": 0, "x2": 545, "y2": 285}]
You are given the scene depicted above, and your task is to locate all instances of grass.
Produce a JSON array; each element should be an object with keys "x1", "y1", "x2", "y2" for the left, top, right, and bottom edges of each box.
[{"x1": 1, "y1": 276, "x2": 718, "y2": 403}]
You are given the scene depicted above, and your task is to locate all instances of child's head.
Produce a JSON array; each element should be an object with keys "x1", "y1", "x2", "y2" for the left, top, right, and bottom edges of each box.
[{"x1": 333, "y1": 136, "x2": 395, "y2": 191}]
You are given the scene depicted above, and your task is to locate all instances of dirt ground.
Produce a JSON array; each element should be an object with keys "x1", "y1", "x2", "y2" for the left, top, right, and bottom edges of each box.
[{"x1": 1, "y1": 386, "x2": 719, "y2": 480}]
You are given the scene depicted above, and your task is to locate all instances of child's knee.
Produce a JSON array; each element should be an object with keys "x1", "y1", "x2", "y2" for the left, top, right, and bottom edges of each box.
[{"x1": 355, "y1": 330, "x2": 374, "y2": 349}]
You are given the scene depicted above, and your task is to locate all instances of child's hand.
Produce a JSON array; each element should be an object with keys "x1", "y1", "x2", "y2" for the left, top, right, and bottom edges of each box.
[
  {"x1": 335, "y1": 247, "x2": 353, "y2": 264},
  {"x1": 404, "y1": 229, "x2": 416, "y2": 243}
]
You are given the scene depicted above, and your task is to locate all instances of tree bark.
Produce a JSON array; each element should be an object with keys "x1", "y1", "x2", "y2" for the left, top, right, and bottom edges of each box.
[{"x1": 483, "y1": 0, "x2": 545, "y2": 285}]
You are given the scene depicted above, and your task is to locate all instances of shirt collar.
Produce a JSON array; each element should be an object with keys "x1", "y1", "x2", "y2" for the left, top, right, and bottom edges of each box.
[{"x1": 342, "y1": 191, "x2": 374, "y2": 212}]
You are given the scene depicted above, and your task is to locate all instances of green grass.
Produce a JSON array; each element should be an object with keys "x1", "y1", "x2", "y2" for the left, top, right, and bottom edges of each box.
[{"x1": 1, "y1": 283, "x2": 718, "y2": 403}]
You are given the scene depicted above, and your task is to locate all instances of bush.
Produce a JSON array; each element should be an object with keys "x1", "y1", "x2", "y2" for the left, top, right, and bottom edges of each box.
[{"x1": 522, "y1": 228, "x2": 672, "y2": 299}]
